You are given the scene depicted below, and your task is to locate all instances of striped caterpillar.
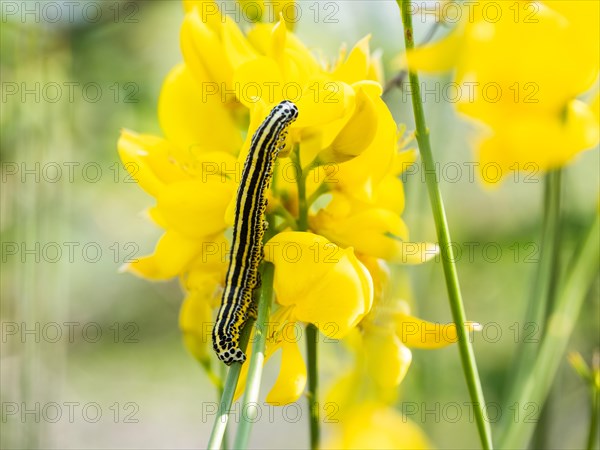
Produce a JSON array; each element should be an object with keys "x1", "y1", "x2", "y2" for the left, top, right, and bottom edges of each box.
[{"x1": 212, "y1": 100, "x2": 299, "y2": 365}]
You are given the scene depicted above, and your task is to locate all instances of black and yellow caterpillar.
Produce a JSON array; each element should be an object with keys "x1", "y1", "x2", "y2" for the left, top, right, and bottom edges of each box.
[{"x1": 212, "y1": 100, "x2": 299, "y2": 365}]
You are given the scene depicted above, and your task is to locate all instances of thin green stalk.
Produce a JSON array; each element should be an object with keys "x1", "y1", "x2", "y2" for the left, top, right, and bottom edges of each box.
[
  {"x1": 306, "y1": 324, "x2": 320, "y2": 449},
  {"x1": 499, "y1": 214, "x2": 600, "y2": 449},
  {"x1": 215, "y1": 367, "x2": 228, "y2": 450},
  {"x1": 293, "y1": 148, "x2": 320, "y2": 448},
  {"x1": 398, "y1": 2, "x2": 493, "y2": 448},
  {"x1": 207, "y1": 320, "x2": 255, "y2": 450},
  {"x1": 233, "y1": 263, "x2": 275, "y2": 449},
  {"x1": 273, "y1": 204, "x2": 298, "y2": 231},
  {"x1": 502, "y1": 169, "x2": 562, "y2": 447},
  {"x1": 306, "y1": 182, "x2": 330, "y2": 208},
  {"x1": 588, "y1": 381, "x2": 599, "y2": 450},
  {"x1": 292, "y1": 149, "x2": 309, "y2": 231},
  {"x1": 505, "y1": 170, "x2": 562, "y2": 400}
]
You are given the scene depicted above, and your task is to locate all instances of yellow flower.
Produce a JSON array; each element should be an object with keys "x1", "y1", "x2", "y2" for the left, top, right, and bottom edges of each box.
[
  {"x1": 234, "y1": 232, "x2": 374, "y2": 404},
  {"x1": 406, "y1": 0, "x2": 600, "y2": 178},
  {"x1": 326, "y1": 261, "x2": 480, "y2": 407},
  {"x1": 118, "y1": 1, "x2": 432, "y2": 406},
  {"x1": 179, "y1": 287, "x2": 217, "y2": 364},
  {"x1": 266, "y1": 232, "x2": 373, "y2": 336},
  {"x1": 319, "y1": 263, "x2": 478, "y2": 450},
  {"x1": 310, "y1": 146, "x2": 438, "y2": 262},
  {"x1": 322, "y1": 402, "x2": 431, "y2": 450},
  {"x1": 357, "y1": 296, "x2": 479, "y2": 394}
]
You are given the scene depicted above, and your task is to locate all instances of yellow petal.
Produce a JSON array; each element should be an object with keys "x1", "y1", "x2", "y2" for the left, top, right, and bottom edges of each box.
[
  {"x1": 158, "y1": 64, "x2": 242, "y2": 155},
  {"x1": 246, "y1": 23, "x2": 272, "y2": 54},
  {"x1": 477, "y1": 99, "x2": 600, "y2": 178},
  {"x1": 264, "y1": 232, "x2": 373, "y2": 337},
  {"x1": 233, "y1": 329, "x2": 282, "y2": 401},
  {"x1": 265, "y1": 340, "x2": 307, "y2": 404},
  {"x1": 357, "y1": 255, "x2": 390, "y2": 304},
  {"x1": 313, "y1": 204, "x2": 439, "y2": 264},
  {"x1": 295, "y1": 79, "x2": 355, "y2": 129},
  {"x1": 456, "y1": 3, "x2": 596, "y2": 116},
  {"x1": 179, "y1": 288, "x2": 218, "y2": 363},
  {"x1": 117, "y1": 129, "x2": 189, "y2": 197},
  {"x1": 323, "y1": 403, "x2": 432, "y2": 450},
  {"x1": 320, "y1": 87, "x2": 379, "y2": 163},
  {"x1": 392, "y1": 148, "x2": 418, "y2": 176},
  {"x1": 372, "y1": 175, "x2": 405, "y2": 215},
  {"x1": 146, "y1": 206, "x2": 168, "y2": 228},
  {"x1": 270, "y1": 16, "x2": 287, "y2": 63},
  {"x1": 247, "y1": 21, "x2": 319, "y2": 75},
  {"x1": 406, "y1": 27, "x2": 463, "y2": 73},
  {"x1": 233, "y1": 57, "x2": 284, "y2": 108},
  {"x1": 334, "y1": 95, "x2": 397, "y2": 202},
  {"x1": 364, "y1": 327, "x2": 412, "y2": 388},
  {"x1": 333, "y1": 35, "x2": 372, "y2": 84},
  {"x1": 156, "y1": 178, "x2": 235, "y2": 239},
  {"x1": 324, "y1": 358, "x2": 362, "y2": 415},
  {"x1": 236, "y1": 0, "x2": 264, "y2": 21},
  {"x1": 367, "y1": 48, "x2": 384, "y2": 85},
  {"x1": 271, "y1": 0, "x2": 297, "y2": 29},
  {"x1": 185, "y1": 150, "x2": 240, "y2": 181},
  {"x1": 181, "y1": 233, "x2": 229, "y2": 295},
  {"x1": 181, "y1": 7, "x2": 233, "y2": 88},
  {"x1": 394, "y1": 312, "x2": 481, "y2": 349},
  {"x1": 124, "y1": 230, "x2": 203, "y2": 280},
  {"x1": 222, "y1": 15, "x2": 260, "y2": 70},
  {"x1": 183, "y1": 0, "x2": 219, "y2": 18}
]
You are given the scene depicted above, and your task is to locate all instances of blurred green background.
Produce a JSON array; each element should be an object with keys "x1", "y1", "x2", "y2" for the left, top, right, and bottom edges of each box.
[{"x1": 1, "y1": 1, "x2": 598, "y2": 449}]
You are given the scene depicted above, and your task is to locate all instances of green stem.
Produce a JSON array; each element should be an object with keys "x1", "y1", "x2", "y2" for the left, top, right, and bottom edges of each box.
[
  {"x1": 306, "y1": 324, "x2": 320, "y2": 449},
  {"x1": 207, "y1": 320, "x2": 254, "y2": 450},
  {"x1": 501, "y1": 169, "x2": 562, "y2": 446},
  {"x1": 293, "y1": 148, "x2": 320, "y2": 448},
  {"x1": 292, "y1": 149, "x2": 309, "y2": 231},
  {"x1": 215, "y1": 366, "x2": 228, "y2": 450},
  {"x1": 273, "y1": 204, "x2": 298, "y2": 231},
  {"x1": 588, "y1": 380, "x2": 599, "y2": 450},
  {"x1": 507, "y1": 170, "x2": 562, "y2": 391},
  {"x1": 306, "y1": 182, "x2": 330, "y2": 209},
  {"x1": 398, "y1": 2, "x2": 493, "y2": 448},
  {"x1": 499, "y1": 214, "x2": 600, "y2": 449},
  {"x1": 233, "y1": 263, "x2": 275, "y2": 449}
]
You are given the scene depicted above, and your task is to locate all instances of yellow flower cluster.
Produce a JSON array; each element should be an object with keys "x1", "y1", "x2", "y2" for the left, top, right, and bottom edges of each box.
[
  {"x1": 118, "y1": 1, "x2": 469, "y2": 447},
  {"x1": 406, "y1": 0, "x2": 599, "y2": 179}
]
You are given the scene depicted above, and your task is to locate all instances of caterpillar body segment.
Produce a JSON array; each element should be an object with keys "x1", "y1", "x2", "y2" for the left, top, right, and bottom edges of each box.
[{"x1": 212, "y1": 101, "x2": 299, "y2": 365}]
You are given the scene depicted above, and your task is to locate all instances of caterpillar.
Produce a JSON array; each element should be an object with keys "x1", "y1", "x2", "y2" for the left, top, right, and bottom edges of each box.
[{"x1": 213, "y1": 100, "x2": 299, "y2": 365}]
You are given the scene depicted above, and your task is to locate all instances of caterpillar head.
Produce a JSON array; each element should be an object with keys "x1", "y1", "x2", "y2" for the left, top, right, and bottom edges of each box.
[
  {"x1": 277, "y1": 100, "x2": 299, "y2": 125},
  {"x1": 274, "y1": 100, "x2": 298, "y2": 154}
]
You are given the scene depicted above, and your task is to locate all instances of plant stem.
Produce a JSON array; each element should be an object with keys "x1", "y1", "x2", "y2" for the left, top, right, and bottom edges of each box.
[
  {"x1": 499, "y1": 214, "x2": 600, "y2": 449},
  {"x1": 216, "y1": 366, "x2": 228, "y2": 450},
  {"x1": 506, "y1": 170, "x2": 562, "y2": 391},
  {"x1": 398, "y1": 2, "x2": 493, "y2": 448},
  {"x1": 306, "y1": 324, "x2": 320, "y2": 449},
  {"x1": 292, "y1": 149, "x2": 309, "y2": 231},
  {"x1": 500, "y1": 169, "x2": 562, "y2": 446},
  {"x1": 293, "y1": 147, "x2": 320, "y2": 448},
  {"x1": 273, "y1": 204, "x2": 298, "y2": 231},
  {"x1": 233, "y1": 263, "x2": 275, "y2": 449},
  {"x1": 588, "y1": 380, "x2": 599, "y2": 450},
  {"x1": 207, "y1": 320, "x2": 255, "y2": 450},
  {"x1": 306, "y1": 182, "x2": 330, "y2": 209}
]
